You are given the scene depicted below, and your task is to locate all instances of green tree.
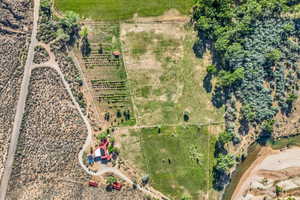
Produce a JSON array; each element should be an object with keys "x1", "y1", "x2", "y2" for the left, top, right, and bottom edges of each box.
[
  {"x1": 266, "y1": 49, "x2": 282, "y2": 63},
  {"x1": 106, "y1": 176, "x2": 117, "y2": 185},
  {"x1": 241, "y1": 104, "x2": 255, "y2": 121},
  {"x1": 275, "y1": 185, "x2": 283, "y2": 196},
  {"x1": 215, "y1": 154, "x2": 235, "y2": 172},
  {"x1": 80, "y1": 26, "x2": 91, "y2": 57},
  {"x1": 207, "y1": 64, "x2": 217, "y2": 74},
  {"x1": 262, "y1": 119, "x2": 275, "y2": 133},
  {"x1": 287, "y1": 93, "x2": 298, "y2": 104},
  {"x1": 56, "y1": 28, "x2": 70, "y2": 44},
  {"x1": 97, "y1": 132, "x2": 108, "y2": 141},
  {"x1": 217, "y1": 67, "x2": 244, "y2": 87},
  {"x1": 218, "y1": 131, "x2": 234, "y2": 144},
  {"x1": 40, "y1": 0, "x2": 51, "y2": 16},
  {"x1": 59, "y1": 11, "x2": 80, "y2": 44}
]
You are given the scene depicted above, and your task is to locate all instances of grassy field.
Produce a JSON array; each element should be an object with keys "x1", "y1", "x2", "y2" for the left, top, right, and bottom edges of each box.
[
  {"x1": 54, "y1": 0, "x2": 194, "y2": 20},
  {"x1": 123, "y1": 125, "x2": 216, "y2": 200},
  {"x1": 122, "y1": 23, "x2": 224, "y2": 126},
  {"x1": 270, "y1": 135, "x2": 300, "y2": 149}
]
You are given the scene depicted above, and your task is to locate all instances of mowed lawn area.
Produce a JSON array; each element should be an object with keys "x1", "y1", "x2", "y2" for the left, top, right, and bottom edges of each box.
[
  {"x1": 121, "y1": 23, "x2": 224, "y2": 125},
  {"x1": 126, "y1": 126, "x2": 216, "y2": 200},
  {"x1": 54, "y1": 0, "x2": 194, "y2": 20}
]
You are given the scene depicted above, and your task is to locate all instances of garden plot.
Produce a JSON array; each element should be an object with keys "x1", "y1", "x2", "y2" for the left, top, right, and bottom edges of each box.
[
  {"x1": 119, "y1": 125, "x2": 216, "y2": 200},
  {"x1": 75, "y1": 23, "x2": 135, "y2": 126},
  {"x1": 121, "y1": 23, "x2": 224, "y2": 126}
]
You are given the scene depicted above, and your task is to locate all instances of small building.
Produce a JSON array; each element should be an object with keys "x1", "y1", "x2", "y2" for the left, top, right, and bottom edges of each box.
[{"x1": 94, "y1": 148, "x2": 102, "y2": 161}]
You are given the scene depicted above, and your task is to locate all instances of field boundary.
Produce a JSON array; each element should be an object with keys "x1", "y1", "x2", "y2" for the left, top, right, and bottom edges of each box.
[{"x1": 115, "y1": 121, "x2": 224, "y2": 129}]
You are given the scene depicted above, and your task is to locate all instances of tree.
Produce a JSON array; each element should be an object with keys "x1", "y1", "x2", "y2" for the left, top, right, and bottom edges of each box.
[
  {"x1": 59, "y1": 11, "x2": 80, "y2": 44},
  {"x1": 287, "y1": 93, "x2": 298, "y2": 104},
  {"x1": 275, "y1": 185, "x2": 283, "y2": 196},
  {"x1": 79, "y1": 26, "x2": 91, "y2": 56},
  {"x1": 40, "y1": 0, "x2": 51, "y2": 17},
  {"x1": 217, "y1": 67, "x2": 244, "y2": 87},
  {"x1": 97, "y1": 132, "x2": 108, "y2": 141},
  {"x1": 207, "y1": 64, "x2": 217, "y2": 75},
  {"x1": 183, "y1": 112, "x2": 190, "y2": 122},
  {"x1": 218, "y1": 131, "x2": 234, "y2": 144},
  {"x1": 266, "y1": 49, "x2": 282, "y2": 64},
  {"x1": 215, "y1": 154, "x2": 235, "y2": 172},
  {"x1": 262, "y1": 119, "x2": 275, "y2": 134},
  {"x1": 241, "y1": 104, "x2": 255, "y2": 122},
  {"x1": 181, "y1": 195, "x2": 192, "y2": 200},
  {"x1": 286, "y1": 196, "x2": 296, "y2": 200}
]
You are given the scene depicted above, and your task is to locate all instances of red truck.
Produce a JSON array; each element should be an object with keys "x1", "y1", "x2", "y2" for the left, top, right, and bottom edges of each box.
[{"x1": 88, "y1": 181, "x2": 98, "y2": 187}]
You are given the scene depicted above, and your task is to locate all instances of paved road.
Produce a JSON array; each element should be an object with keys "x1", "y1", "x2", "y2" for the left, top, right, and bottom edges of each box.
[{"x1": 0, "y1": 0, "x2": 40, "y2": 199}]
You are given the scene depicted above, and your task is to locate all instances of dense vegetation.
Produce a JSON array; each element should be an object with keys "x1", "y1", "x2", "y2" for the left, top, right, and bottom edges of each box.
[{"x1": 193, "y1": 0, "x2": 300, "y2": 190}]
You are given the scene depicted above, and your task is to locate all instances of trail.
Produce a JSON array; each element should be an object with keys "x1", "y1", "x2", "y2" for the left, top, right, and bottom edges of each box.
[{"x1": 0, "y1": 0, "x2": 40, "y2": 199}]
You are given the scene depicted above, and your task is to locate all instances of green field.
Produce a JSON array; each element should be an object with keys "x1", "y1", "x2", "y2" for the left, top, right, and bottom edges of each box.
[
  {"x1": 270, "y1": 135, "x2": 300, "y2": 149},
  {"x1": 122, "y1": 126, "x2": 216, "y2": 200},
  {"x1": 54, "y1": 0, "x2": 194, "y2": 20}
]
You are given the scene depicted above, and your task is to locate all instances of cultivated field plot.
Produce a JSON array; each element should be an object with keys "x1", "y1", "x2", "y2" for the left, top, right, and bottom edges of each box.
[
  {"x1": 54, "y1": 0, "x2": 193, "y2": 20},
  {"x1": 77, "y1": 23, "x2": 135, "y2": 126},
  {"x1": 121, "y1": 23, "x2": 224, "y2": 126},
  {"x1": 120, "y1": 125, "x2": 216, "y2": 200}
]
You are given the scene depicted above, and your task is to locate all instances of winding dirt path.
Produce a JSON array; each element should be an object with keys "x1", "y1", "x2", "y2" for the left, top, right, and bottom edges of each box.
[
  {"x1": 0, "y1": 1, "x2": 168, "y2": 198},
  {"x1": 0, "y1": 0, "x2": 40, "y2": 199},
  {"x1": 0, "y1": 1, "x2": 166, "y2": 198}
]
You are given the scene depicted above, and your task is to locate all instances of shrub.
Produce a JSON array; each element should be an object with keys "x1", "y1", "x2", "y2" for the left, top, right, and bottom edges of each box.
[
  {"x1": 215, "y1": 154, "x2": 235, "y2": 173},
  {"x1": 218, "y1": 131, "x2": 234, "y2": 144}
]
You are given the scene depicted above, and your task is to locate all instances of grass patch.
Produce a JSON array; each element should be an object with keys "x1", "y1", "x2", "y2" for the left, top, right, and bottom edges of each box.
[
  {"x1": 54, "y1": 0, "x2": 194, "y2": 21},
  {"x1": 124, "y1": 24, "x2": 224, "y2": 125},
  {"x1": 270, "y1": 135, "x2": 300, "y2": 149},
  {"x1": 128, "y1": 125, "x2": 216, "y2": 200}
]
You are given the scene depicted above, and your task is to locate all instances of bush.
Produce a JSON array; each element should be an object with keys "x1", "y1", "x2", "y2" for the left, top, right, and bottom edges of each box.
[
  {"x1": 215, "y1": 154, "x2": 235, "y2": 173},
  {"x1": 97, "y1": 132, "x2": 108, "y2": 141},
  {"x1": 218, "y1": 131, "x2": 234, "y2": 144}
]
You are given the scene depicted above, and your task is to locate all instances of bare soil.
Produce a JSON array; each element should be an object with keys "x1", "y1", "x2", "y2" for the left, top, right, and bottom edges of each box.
[{"x1": 232, "y1": 147, "x2": 300, "y2": 200}]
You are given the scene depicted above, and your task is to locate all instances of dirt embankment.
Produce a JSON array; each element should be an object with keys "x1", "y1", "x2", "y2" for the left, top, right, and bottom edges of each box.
[
  {"x1": 0, "y1": 0, "x2": 33, "y2": 182},
  {"x1": 232, "y1": 147, "x2": 300, "y2": 200}
]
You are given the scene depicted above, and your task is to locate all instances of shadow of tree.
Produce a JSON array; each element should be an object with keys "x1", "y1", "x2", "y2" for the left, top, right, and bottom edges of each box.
[
  {"x1": 192, "y1": 32, "x2": 207, "y2": 58},
  {"x1": 213, "y1": 169, "x2": 230, "y2": 191},
  {"x1": 212, "y1": 87, "x2": 228, "y2": 108},
  {"x1": 238, "y1": 118, "x2": 250, "y2": 136},
  {"x1": 203, "y1": 73, "x2": 213, "y2": 93}
]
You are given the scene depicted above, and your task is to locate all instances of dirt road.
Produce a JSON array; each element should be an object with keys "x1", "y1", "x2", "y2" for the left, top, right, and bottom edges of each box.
[{"x1": 0, "y1": 0, "x2": 40, "y2": 199}]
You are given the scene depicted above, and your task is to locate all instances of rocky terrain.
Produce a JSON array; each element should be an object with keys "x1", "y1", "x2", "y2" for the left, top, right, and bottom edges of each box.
[
  {"x1": 0, "y1": 0, "x2": 32, "y2": 182},
  {"x1": 6, "y1": 67, "x2": 145, "y2": 199}
]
